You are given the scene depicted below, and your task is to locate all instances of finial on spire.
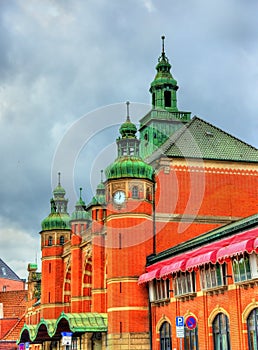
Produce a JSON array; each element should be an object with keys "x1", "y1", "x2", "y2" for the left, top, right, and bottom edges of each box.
[
  {"x1": 58, "y1": 172, "x2": 61, "y2": 186},
  {"x1": 79, "y1": 187, "x2": 82, "y2": 199},
  {"x1": 101, "y1": 169, "x2": 104, "y2": 183},
  {"x1": 161, "y1": 35, "x2": 165, "y2": 54},
  {"x1": 126, "y1": 101, "x2": 130, "y2": 121}
]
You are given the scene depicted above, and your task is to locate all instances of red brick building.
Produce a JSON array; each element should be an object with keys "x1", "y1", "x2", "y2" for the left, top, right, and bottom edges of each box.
[
  {"x1": 0, "y1": 259, "x2": 27, "y2": 349},
  {"x1": 18, "y1": 38, "x2": 258, "y2": 349}
]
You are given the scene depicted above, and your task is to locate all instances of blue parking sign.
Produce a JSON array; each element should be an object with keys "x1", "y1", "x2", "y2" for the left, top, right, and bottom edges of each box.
[{"x1": 176, "y1": 316, "x2": 184, "y2": 327}]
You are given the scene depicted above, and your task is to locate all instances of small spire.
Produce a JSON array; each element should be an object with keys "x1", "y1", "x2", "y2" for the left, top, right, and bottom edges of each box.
[
  {"x1": 58, "y1": 172, "x2": 61, "y2": 186},
  {"x1": 100, "y1": 169, "x2": 104, "y2": 183},
  {"x1": 161, "y1": 35, "x2": 165, "y2": 54},
  {"x1": 126, "y1": 101, "x2": 130, "y2": 122},
  {"x1": 79, "y1": 187, "x2": 82, "y2": 199}
]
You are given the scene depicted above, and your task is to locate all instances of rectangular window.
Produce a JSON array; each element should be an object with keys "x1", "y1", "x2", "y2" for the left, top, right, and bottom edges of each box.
[
  {"x1": 149, "y1": 279, "x2": 170, "y2": 302},
  {"x1": 200, "y1": 263, "x2": 226, "y2": 290},
  {"x1": 232, "y1": 253, "x2": 252, "y2": 282},
  {"x1": 173, "y1": 271, "x2": 195, "y2": 296}
]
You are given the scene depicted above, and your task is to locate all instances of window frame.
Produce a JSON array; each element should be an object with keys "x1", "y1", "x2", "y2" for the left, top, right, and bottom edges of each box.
[
  {"x1": 232, "y1": 253, "x2": 252, "y2": 283},
  {"x1": 173, "y1": 271, "x2": 196, "y2": 297},
  {"x1": 200, "y1": 262, "x2": 227, "y2": 290},
  {"x1": 212, "y1": 313, "x2": 231, "y2": 350},
  {"x1": 184, "y1": 326, "x2": 199, "y2": 350},
  {"x1": 247, "y1": 308, "x2": 258, "y2": 350},
  {"x1": 149, "y1": 278, "x2": 170, "y2": 302}
]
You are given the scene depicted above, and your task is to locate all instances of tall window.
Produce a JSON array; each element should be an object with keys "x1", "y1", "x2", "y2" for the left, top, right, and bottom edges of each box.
[
  {"x1": 152, "y1": 92, "x2": 155, "y2": 107},
  {"x1": 132, "y1": 186, "x2": 139, "y2": 199},
  {"x1": 247, "y1": 308, "x2": 258, "y2": 350},
  {"x1": 160, "y1": 321, "x2": 172, "y2": 350},
  {"x1": 184, "y1": 326, "x2": 199, "y2": 350},
  {"x1": 173, "y1": 271, "x2": 195, "y2": 296},
  {"x1": 212, "y1": 313, "x2": 231, "y2": 350},
  {"x1": 200, "y1": 263, "x2": 226, "y2": 290},
  {"x1": 164, "y1": 91, "x2": 171, "y2": 107},
  {"x1": 149, "y1": 279, "x2": 170, "y2": 302},
  {"x1": 60, "y1": 236, "x2": 65, "y2": 245},
  {"x1": 48, "y1": 236, "x2": 53, "y2": 246},
  {"x1": 232, "y1": 253, "x2": 251, "y2": 282}
]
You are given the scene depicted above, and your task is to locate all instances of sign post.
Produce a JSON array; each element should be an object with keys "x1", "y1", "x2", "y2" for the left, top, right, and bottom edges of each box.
[{"x1": 176, "y1": 316, "x2": 184, "y2": 350}]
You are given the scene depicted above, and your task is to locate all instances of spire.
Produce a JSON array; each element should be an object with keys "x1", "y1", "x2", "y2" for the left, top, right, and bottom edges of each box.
[
  {"x1": 119, "y1": 101, "x2": 137, "y2": 139},
  {"x1": 41, "y1": 173, "x2": 70, "y2": 231},
  {"x1": 161, "y1": 35, "x2": 165, "y2": 54},
  {"x1": 126, "y1": 101, "x2": 130, "y2": 122},
  {"x1": 150, "y1": 35, "x2": 178, "y2": 111},
  {"x1": 71, "y1": 187, "x2": 91, "y2": 221}
]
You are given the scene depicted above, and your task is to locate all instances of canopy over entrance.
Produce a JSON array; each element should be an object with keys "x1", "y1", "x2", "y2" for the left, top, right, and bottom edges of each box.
[{"x1": 18, "y1": 312, "x2": 107, "y2": 344}]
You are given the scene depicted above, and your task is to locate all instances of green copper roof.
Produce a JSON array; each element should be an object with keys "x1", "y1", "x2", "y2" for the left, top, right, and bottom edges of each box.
[
  {"x1": 71, "y1": 188, "x2": 91, "y2": 221},
  {"x1": 41, "y1": 212, "x2": 71, "y2": 231},
  {"x1": 147, "y1": 116, "x2": 258, "y2": 163},
  {"x1": 18, "y1": 313, "x2": 107, "y2": 344},
  {"x1": 119, "y1": 116, "x2": 137, "y2": 138},
  {"x1": 150, "y1": 36, "x2": 177, "y2": 90},
  {"x1": 87, "y1": 171, "x2": 106, "y2": 207},
  {"x1": 105, "y1": 156, "x2": 154, "y2": 180},
  {"x1": 106, "y1": 104, "x2": 154, "y2": 181},
  {"x1": 41, "y1": 173, "x2": 71, "y2": 231}
]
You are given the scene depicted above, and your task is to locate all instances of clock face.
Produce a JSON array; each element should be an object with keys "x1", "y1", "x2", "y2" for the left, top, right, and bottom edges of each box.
[{"x1": 113, "y1": 190, "x2": 126, "y2": 204}]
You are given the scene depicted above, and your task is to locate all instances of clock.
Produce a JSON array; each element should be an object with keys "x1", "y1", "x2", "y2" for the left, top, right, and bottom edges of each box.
[{"x1": 113, "y1": 190, "x2": 126, "y2": 205}]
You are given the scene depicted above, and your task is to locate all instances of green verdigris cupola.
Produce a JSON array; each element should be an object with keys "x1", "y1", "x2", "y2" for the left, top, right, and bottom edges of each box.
[
  {"x1": 139, "y1": 36, "x2": 191, "y2": 159},
  {"x1": 71, "y1": 188, "x2": 91, "y2": 221},
  {"x1": 90, "y1": 171, "x2": 106, "y2": 206},
  {"x1": 105, "y1": 102, "x2": 154, "y2": 181},
  {"x1": 150, "y1": 35, "x2": 178, "y2": 111},
  {"x1": 41, "y1": 173, "x2": 71, "y2": 231}
]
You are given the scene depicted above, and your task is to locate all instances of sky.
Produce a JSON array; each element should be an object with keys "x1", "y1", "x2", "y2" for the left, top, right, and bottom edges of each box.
[{"x1": 0, "y1": 0, "x2": 258, "y2": 279}]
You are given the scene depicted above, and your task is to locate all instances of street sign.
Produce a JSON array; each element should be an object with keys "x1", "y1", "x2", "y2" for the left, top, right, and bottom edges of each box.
[
  {"x1": 176, "y1": 316, "x2": 184, "y2": 327},
  {"x1": 176, "y1": 326, "x2": 184, "y2": 338},
  {"x1": 185, "y1": 315, "x2": 197, "y2": 330},
  {"x1": 176, "y1": 316, "x2": 184, "y2": 338},
  {"x1": 61, "y1": 332, "x2": 73, "y2": 346}
]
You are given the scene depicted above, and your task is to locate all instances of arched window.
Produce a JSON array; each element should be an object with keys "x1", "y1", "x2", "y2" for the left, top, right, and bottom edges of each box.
[
  {"x1": 132, "y1": 186, "x2": 139, "y2": 199},
  {"x1": 247, "y1": 308, "x2": 258, "y2": 350},
  {"x1": 212, "y1": 313, "x2": 231, "y2": 350},
  {"x1": 48, "y1": 236, "x2": 53, "y2": 246},
  {"x1": 160, "y1": 321, "x2": 172, "y2": 350},
  {"x1": 164, "y1": 91, "x2": 171, "y2": 107},
  {"x1": 60, "y1": 236, "x2": 65, "y2": 245},
  {"x1": 184, "y1": 326, "x2": 199, "y2": 350}
]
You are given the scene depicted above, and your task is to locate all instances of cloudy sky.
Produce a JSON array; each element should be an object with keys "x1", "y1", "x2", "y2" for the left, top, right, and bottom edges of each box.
[{"x1": 0, "y1": 0, "x2": 258, "y2": 279}]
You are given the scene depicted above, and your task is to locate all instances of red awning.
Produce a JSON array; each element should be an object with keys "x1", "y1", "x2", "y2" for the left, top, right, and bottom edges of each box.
[
  {"x1": 138, "y1": 268, "x2": 161, "y2": 284},
  {"x1": 185, "y1": 249, "x2": 218, "y2": 271},
  {"x1": 160, "y1": 258, "x2": 187, "y2": 278},
  {"x1": 217, "y1": 238, "x2": 255, "y2": 262}
]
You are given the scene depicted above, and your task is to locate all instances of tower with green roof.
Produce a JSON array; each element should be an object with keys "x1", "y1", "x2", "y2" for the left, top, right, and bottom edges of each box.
[
  {"x1": 139, "y1": 36, "x2": 191, "y2": 159},
  {"x1": 105, "y1": 103, "x2": 155, "y2": 349},
  {"x1": 40, "y1": 173, "x2": 72, "y2": 319}
]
